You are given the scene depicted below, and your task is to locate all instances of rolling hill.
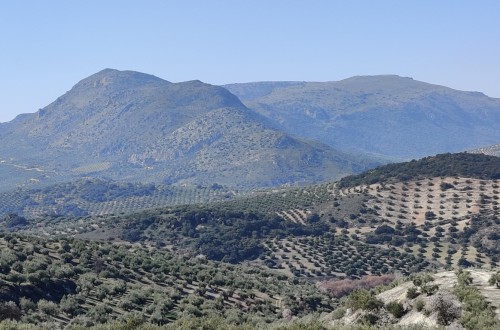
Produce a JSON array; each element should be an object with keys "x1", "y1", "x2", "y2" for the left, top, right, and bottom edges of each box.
[
  {"x1": 1, "y1": 152, "x2": 499, "y2": 329},
  {"x1": 225, "y1": 76, "x2": 500, "y2": 159},
  {"x1": 18, "y1": 153, "x2": 499, "y2": 275},
  {"x1": 0, "y1": 69, "x2": 377, "y2": 192}
]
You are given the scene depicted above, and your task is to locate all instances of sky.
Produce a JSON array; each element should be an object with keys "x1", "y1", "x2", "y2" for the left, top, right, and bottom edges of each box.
[{"x1": 1, "y1": 1, "x2": 499, "y2": 123}]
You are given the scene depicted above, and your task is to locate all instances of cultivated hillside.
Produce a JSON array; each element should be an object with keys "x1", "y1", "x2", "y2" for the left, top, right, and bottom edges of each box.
[
  {"x1": 0, "y1": 178, "x2": 243, "y2": 218},
  {"x1": 0, "y1": 234, "x2": 336, "y2": 329},
  {"x1": 0, "y1": 69, "x2": 376, "y2": 192},
  {"x1": 15, "y1": 153, "x2": 498, "y2": 280},
  {"x1": 225, "y1": 76, "x2": 500, "y2": 159},
  {"x1": 1, "y1": 153, "x2": 499, "y2": 329}
]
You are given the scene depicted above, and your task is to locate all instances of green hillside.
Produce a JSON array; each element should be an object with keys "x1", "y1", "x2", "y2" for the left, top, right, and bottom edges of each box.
[{"x1": 338, "y1": 153, "x2": 500, "y2": 188}]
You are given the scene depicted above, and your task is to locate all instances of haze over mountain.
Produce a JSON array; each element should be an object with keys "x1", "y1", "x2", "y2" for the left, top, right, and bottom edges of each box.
[
  {"x1": 0, "y1": 69, "x2": 373, "y2": 191},
  {"x1": 225, "y1": 76, "x2": 500, "y2": 159}
]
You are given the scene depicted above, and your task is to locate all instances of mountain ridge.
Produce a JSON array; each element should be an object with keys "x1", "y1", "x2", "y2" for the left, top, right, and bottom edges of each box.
[
  {"x1": 224, "y1": 75, "x2": 500, "y2": 158},
  {"x1": 0, "y1": 69, "x2": 375, "y2": 191}
]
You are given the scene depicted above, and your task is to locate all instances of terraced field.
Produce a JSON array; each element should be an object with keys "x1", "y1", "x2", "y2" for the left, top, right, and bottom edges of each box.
[
  {"x1": 261, "y1": 234, "x2": 430, "y2": 279},
  {"x1": 0, "y1": 234, "x2": 332, "y2": 328},
  {"x1": 0, "y1": 183, "x2": 242, "y2": 218},
  {"x1": 332, "y1": 177, "x2": 499, "y2": 269}
]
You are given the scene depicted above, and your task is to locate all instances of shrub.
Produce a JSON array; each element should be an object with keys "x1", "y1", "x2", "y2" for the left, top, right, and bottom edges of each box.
[
  {"x1": 331, "y1": 307, "x2": 346, "y2": 320},
  {"x1": 412, "y1": 273, "x2": 438, "y2": 296},
  {"x1": 427, "y1": 291, "x2": 461, "y2": 326},
  {"x1": 319, "y1": 274, "x2": 395, "y2": 298},
  {"x1": 386, "y1": 301, "x2": 406, "y2": 318},
  {"x1": 358, "y1": 313, "x2": 379, "y2": 325},
  {"x1": 488, "y1": 271, "x2": 500, "y2": 288},
  {"x1": 414, "y1": 298, "x2": 425, "y2": 312},
  {"x1": 346, "y1": 289, "x2": 383, "y2": 311},
  {"x1": 407, "y1": 286, "x2": 419, "y2": 299}
]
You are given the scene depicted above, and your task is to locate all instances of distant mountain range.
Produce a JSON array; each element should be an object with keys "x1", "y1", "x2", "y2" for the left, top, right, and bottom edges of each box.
[
  {"x1": 225, "y1": 75, "x2": 500, "y2": 158},
  {"x1": 1, "y1": 69, "x2": 499, "y2": 193},
  {"x1": 0, "y1": 69, "x2": 376, "y2": 192}
]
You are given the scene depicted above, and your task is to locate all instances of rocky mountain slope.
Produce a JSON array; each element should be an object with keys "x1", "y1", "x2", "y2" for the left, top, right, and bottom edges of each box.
[
  {"x1": 225, "y1": 76, "x2": 500, "y2": 159},
  {"x1": 469, "y1": 143, "x2": 500, "y2": 157},
  {"x1": 0, "y1": 69, "x2": 376, "y2": 192}
]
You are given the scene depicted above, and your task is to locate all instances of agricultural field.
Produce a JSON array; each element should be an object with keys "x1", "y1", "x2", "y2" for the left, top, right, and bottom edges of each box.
[
  {"x1": 328, "y1": 177, "x2": 499, "y2": 269},
  {"x1": 261, "y1": 234, "x2": 430, "y2": 278},
  {"x1": 0, "y1": 179, "x2": 243, "y2": 218},
  {"x1": 0, "y1": 234, "x2": 334, "y2": 328}
]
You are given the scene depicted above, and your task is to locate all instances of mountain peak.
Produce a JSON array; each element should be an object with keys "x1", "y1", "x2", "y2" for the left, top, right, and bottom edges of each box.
[
  {"x1": 340, "y1": 74, "x2": 412, "y2": 82},
  {"x1": 72, "y1": 69, "x2": 169, "y2": 92}
]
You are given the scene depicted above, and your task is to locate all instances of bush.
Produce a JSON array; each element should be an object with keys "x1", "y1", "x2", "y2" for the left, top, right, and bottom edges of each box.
[
  {"x1": 411, "y1": 273, "x2": 438, "y2": 296},
  {"x1": 414, "y1": 298, "x2": 425, "y2": 312},
  {"x1": 346, "y1": 289, "x2": 383, "y2": 311},
  {"x1": 488, "y1": 271, "x2": 500, "y2": 288},
  {"x1": 386, "y1": 301, "x2": 406, "y2": 318},
  {"x1": 406, "y1": 286, "x2": 419, "y2": 299},
  {"x1": 320, "y1": 274, "x2": 395, "y2": 298},
  {"x1": 358, "y1": 313, "x2": 379, "y2": 325},
  {"x1": 427, "y1": 291, "x2": 461, "y2": 326},
  {"x1": 331, "y1": 307, "x2": 346, "y2": 320}
]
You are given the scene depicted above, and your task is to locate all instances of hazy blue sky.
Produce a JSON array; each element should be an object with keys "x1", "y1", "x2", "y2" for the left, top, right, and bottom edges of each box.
[{"x1": 1, "y1": 1, "x2": 499, "y2": 123}]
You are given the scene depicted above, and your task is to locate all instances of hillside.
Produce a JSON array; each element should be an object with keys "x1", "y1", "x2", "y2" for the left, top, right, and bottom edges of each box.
[
  {"x1": 1, "y1": 234, "x2": 498, "y2": 329},
  {"x1": 0, "y1": 69, "x2": 376, "y2": 192},
  {"x1": 1, "y1": 153, "x2": 499, "y2": 329},
  {"x1": 0, "y1": 233, "x2": 337, "y2": 329},
  {"x1": 322, "y1": 269, "x2": 500, "y2": 329},
  {"x1": 18, "y1": 153, "x2": 499, "y2": 277},
  {"x1": 225, "y1": 76, "x2": 500, "y2": 159},
  {"x1": 0, "y1": 178, "x2": 243, "y2": 218},
  {"x1": 11, "y1": 153, "x2": 500, "y2": 278},
  {"x1": 338, "y1": 152, "x2": 500, "y2": 188}
]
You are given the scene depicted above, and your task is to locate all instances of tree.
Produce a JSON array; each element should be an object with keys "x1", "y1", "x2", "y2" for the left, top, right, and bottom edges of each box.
[
  {"x1": 1, "y1": 213, "x2": 29, "y2": 228},
  {"x1": 60, "y1": 295, "x2": 83, "y2": 316},
  {"x1": 37, "y1": 299, "x2": 59, "y2": 316},
  {"x1": 0, "y1": 301, "x2": 22, "y2": 321},
  {"x1": 411, "y1": 273, "x2": 438, "y2": 296}
]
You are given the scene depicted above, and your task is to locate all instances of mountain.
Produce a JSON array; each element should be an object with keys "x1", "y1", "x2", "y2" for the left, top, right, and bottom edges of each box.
[
  {"x1": 0, "y1": 69, "x2": 377, "y2": 192},
  {"x1": 224, "y1": 76, "x2": 500, "y2": 159},
  {"x1": 469, "y1": 143, "x2": 500, "y2": 157}
]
